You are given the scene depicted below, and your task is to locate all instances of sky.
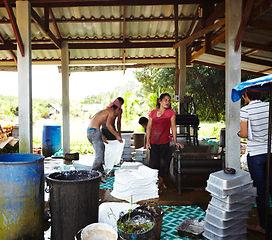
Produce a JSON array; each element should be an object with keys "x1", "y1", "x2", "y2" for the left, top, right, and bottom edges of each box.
[{"x1": 0, "y1": 65, "x2": 138, "y2": 100}]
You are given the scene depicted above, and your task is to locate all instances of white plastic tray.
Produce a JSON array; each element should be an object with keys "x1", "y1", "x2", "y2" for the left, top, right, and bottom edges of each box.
[
  {"x1": 204, "y1": 221, "x2": 247, "y2": 237},
  {"x1": 205, "y1": 213, "x2": 248, "y2": 229},
  {"x1": 203, "y1": 228, "x2": 247, "y2": 240},
  {"x1": 206, "y1": 203, "x2": 249, "y2": 221},
  {"x1": 210, "y1": 197, "x2": 253, "y2": 212},
  {"x1": 207, "y1": 168, "x2": 252, "y2": 190},
  {"x1": 206, "y1": 181, "x2": 253, "y2": 198}
]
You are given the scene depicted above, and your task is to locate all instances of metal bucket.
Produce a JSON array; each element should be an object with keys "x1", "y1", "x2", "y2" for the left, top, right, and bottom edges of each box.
[
  {"x1": 0, "y1": 153, "x2": 44, "y2": 240},
  {"x1": 117, "y1": 208, "x2": 156, "y2": 240},
  {"x1": 136, "y1": 201, "x2": 164, "y2": 240},
  {"x1": 46, "y1": 170, "x2": 102, "y2": 240}
]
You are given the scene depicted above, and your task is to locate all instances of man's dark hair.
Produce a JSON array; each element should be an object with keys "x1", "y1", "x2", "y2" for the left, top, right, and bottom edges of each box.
[
  {"x1": 117, "y1": 97, "x2": 124, "y2": 105},
  {"x1": 245, "y1": 91, "x2": 261, "y2": 100},
  {"x1": 139, "y1": 117, "x2": 148, "y2": 125}
]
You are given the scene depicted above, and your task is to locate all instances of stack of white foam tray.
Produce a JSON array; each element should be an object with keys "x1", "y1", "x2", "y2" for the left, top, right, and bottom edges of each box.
[
  {"x1": 204, "y1": 168, "x2": 256, "y2": 240},
  {"x1": 121, "y1": 133, "x2": 134, "y2": 161},
  {"x1": 111, "y1": 162, "x2": 159, "y2": 203}
]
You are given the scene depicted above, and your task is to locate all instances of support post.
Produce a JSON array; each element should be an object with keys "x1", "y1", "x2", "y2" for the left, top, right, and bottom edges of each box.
[
  {"x1": 17, "y1": 1, "x2": 32, "y2": 153},
  {"x1": 61, "y1": 42, "x2": 70, "y2": 155},
  {"x1": 179, "y1": 45, "x2": 186, "y2": 114},
  {"x1": 225, "y1": 0, "x2": 242, "y2": 168}
]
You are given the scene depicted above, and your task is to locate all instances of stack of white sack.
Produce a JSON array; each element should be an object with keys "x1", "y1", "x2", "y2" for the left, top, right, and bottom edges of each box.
[{"x1": 111, "y1": 162, "x2": 159, "y2": 203}]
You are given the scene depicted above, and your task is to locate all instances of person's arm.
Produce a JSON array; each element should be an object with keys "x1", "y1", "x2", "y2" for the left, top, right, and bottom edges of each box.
[
  {"x1": 238, "y1": 120, "x2": 248, "y2": 138},
  {"x1": 106, "y1": 110, "x2": 123, "y2": 142},
  {"x1": 101, "y1": 133, "x2": 108, "y2": 144},
  {"x1": 116, "y1": 109, "x2": 122, "y2": 137},
  {"x1": 145, "y1": 117, "x2": 152, "y2": 150},
  {"x1": 170, "y1": 114, "x2": 184, "y2": 148}
]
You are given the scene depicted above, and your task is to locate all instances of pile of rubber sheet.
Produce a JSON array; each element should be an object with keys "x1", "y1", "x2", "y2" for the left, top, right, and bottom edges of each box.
[
  {"x1": 204, "y1": 168, "x2": 256, "y2": 240},
  {"x1": 111, "y1": 162, "x2": 159, "y2": 203}
]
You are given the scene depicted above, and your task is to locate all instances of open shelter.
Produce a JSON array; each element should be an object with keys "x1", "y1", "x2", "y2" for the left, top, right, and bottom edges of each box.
[{"x1": 0, "y1": 0, "x2": 272, "y2": 169}]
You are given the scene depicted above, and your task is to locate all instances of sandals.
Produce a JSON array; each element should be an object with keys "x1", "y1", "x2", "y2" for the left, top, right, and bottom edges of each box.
[{"x1": 247, "y1": 224, "x2": 266, "y2": 234}]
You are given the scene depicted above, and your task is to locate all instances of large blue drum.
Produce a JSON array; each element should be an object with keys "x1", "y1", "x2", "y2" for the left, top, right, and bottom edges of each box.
[
  {"x1": 42, "y1": 125, "x2": 61, "y2": 157},
  {"x1": 0, "y1": 153, "x2": 44, "y2": 240}
]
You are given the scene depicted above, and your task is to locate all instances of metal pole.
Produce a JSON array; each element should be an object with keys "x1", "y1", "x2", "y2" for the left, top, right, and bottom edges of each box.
[{"x1": 266, "y1": 86, "x2": 272, "y2": 240}]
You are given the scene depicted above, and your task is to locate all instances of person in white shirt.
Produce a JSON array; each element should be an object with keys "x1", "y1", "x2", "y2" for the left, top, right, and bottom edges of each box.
[{"x1": 238, "y1": 90, "x2": 272, "y2": 234}]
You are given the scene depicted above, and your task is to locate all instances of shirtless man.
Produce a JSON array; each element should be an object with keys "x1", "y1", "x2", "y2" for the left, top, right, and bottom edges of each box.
[{"x1": 87, "y1": 98, "x2": 123, "y2": 176}]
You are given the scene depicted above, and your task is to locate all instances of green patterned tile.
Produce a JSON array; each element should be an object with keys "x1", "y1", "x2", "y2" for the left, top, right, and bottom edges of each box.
[
  {"x1": 160, "y1": 206, "x2": 205, "y2": 240},
  {"x1": 100, "y1": 176, "x2": 114, "y2": 189}
]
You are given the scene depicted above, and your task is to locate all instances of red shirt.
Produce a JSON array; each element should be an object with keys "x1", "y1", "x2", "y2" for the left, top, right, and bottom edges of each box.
[{"x1": 148, "y1": 109, "x2": 175, "y2": 145}]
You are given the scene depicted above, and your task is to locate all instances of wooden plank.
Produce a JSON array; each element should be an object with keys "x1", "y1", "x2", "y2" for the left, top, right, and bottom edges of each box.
[
  {"x1": 173, "y1": 18, "x2": 225, "y2": 49},
  {"x1": 49, "y1": 8, "x2": 62, "y2": 40},
  {"x1": 250, "y1": 0, "x2": 272, "y2": 21},
  {"x1": 3, "y1": 0, "x2": 24, "y2": 56},
  {"x1": 234, "y1": 0, "x2": 255, "y2": 51},
  {"x1": 31, "y1": 8, "x2": 62, "y2": 49}
]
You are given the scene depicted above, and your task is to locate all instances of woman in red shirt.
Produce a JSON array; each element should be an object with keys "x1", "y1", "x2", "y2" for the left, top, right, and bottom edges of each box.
[{"x1": 146, "y1": 93, "x2": 184, "y2": 192}]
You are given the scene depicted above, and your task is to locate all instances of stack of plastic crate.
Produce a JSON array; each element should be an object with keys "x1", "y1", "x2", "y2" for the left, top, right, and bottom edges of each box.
[
  {"x1": 132, "y1": 148, "x2": 147, "y2": 164},
  {"x1": 203, "y1": 168, "x2": 257, "y2": 240},
  {"x1": 121, "y1": 133, "x2": 134, "y2": 161}
]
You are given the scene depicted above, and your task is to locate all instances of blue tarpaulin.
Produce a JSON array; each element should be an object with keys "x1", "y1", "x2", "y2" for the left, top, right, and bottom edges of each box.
[{"x1": 231, "y1": 75, "x2": 272, "y2": 102}]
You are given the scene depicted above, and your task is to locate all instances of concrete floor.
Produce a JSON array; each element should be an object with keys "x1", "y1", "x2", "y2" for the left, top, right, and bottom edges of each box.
[{"x1": 44, "y1": 153, "x2": 270, "y2": 240}]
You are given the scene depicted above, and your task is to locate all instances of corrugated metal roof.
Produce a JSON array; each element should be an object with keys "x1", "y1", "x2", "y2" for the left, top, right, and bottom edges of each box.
[{"x1": 0, "y1": 0, "x2": 271, "y2": 76}]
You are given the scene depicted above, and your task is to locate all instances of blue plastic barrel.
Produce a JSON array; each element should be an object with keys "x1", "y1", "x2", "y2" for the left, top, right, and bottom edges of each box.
[
  {"x1": 0, "y1": 153, "x2": 44, "y2": 240},
  {"x1": 42, "y1": 125, "x2": 61, "y2": 157}
]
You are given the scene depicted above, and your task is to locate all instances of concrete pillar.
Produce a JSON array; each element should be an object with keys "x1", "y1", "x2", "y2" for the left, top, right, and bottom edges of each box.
[
  {"x1": 225, "y1": 0, "x2": 242, "y2": 168},
  {"x1": 17, "y1": 1, "x2": 32, "y2": 153},
  {"x1": 61, "y1": 42, "x2": 70, "y2": 155},
  {"x1": 179, "y1": 45, "x2": 186, "y2": 114}
]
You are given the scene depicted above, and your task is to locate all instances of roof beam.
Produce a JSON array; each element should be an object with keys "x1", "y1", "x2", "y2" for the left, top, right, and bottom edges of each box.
[
  {"x1": 68, "y1": 41, "x2": 175, "y2": 49},
  {"x1": 243, "y1": 49, "x2": 259, "y2": 56},
  {"x1": 0, "y1": 41, "x2": 175, "y2": 50},
  {"x1": 44, "y1": 5, "x2": 49, "y2": 33},
  {"x1": 2, "y1": 0, "x2": 224, "y2": 8},
  {"x1": 0, "y1": 16, "x2": 198, "y2": 24},
  {"x1": 173, "y1": 18, "x2": 225, "y2": 49},
  {"x1": 242, "y1": 41, "x2": 272, "y2": 52},
  {"x1": 204, "y1": 1, "x2": 225, "y2": 26},
  {"x1": 250, "y1": 0, "x2": 272, "y2": 21},
  {"x1": 59, "y1": 63, "x2": 174, "y2": 72},
  {"x1": 185, "y1": 7, "x2": 199, "y2": 38},
  {"x1": 192, "y1": 59, "x2": 265, "y2": 77},
  {"x1": 122, "y1": 6, "x2": 127, "y2": 73},
  {"x1": 31, "y1": 8, "x2": 62, "y2": 49},
  {"x1": 49, "y1": 8, "x2": 62, "y2": 40},
  {"x1": 0, "y1": 32, "x2": 17, "y2": 62},
  {"x1": 234, "y1": 0, "x2": 255, "y2": 52},
  {"x1": 248, "y1": 20, "x2": 272, "y2": 32},
  {"x1": 3, "y1": 0, "x2": 24, "y2": 56},
  {"x1": 207, "y1": 48, "x2": 272, "y2": 67}
]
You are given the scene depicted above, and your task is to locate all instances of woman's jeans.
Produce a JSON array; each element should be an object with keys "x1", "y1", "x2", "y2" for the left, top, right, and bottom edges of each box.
[{"x1": 247, "y1": 153, "x2": 272, "y2": 229}]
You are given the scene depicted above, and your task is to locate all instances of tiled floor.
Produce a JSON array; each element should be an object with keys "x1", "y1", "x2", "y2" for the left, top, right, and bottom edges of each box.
[{"x1": 44, "y1": 155, "x2": 270, "y2": 240}]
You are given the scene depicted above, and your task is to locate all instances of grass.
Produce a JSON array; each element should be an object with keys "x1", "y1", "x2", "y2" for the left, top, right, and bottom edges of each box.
[
  {"x1": 198, "y1": 121, "x2": 225, "y2": 140},
  {"x1": 32, "y1": 119, "x2": 226, "y2": 155}
]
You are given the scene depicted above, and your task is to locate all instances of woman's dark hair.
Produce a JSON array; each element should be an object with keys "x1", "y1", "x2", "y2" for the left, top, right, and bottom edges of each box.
[
  {"x1": 156, "y1": 93, "x2": 171, "y2": 109},
  {"x1": 244, "y1": 91, "x2": 261, "y2": 101},
  {"x1": 117, "y1": 97, "x2": 124, "y2": 105}
]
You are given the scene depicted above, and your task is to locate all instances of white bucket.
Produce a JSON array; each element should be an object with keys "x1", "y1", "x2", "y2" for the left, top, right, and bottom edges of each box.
[{"x1": 81, "y1": 223, "x2": 118, "y2": 240}]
